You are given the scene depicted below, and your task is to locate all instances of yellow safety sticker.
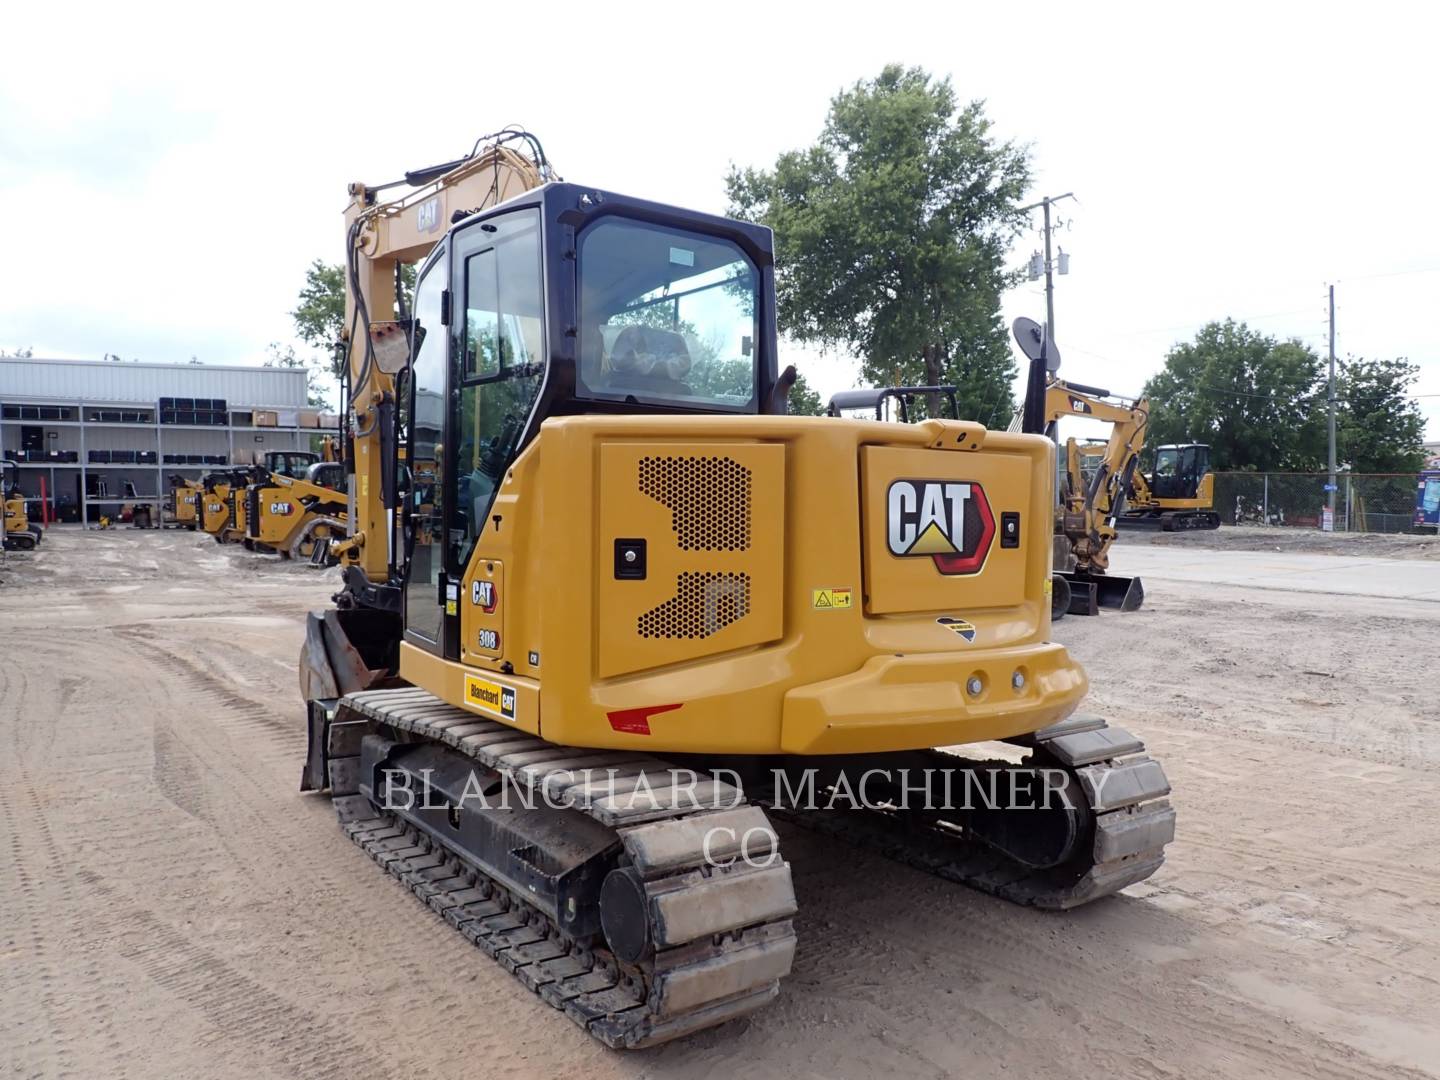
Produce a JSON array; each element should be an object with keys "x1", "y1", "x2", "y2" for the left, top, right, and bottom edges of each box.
[
  {"x1": 464, "y1": 674, "x2": 517, "y2": 721},
  {"x1": 812, "y1": 588, "x2": 853, "y2": 610},
  {"x1": 445, "y1": 600, "x2": 457, "y2": 616}
]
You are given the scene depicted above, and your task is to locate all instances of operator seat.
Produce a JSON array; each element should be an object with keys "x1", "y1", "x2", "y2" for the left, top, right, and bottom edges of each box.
[{"x1": 602, "y1": 324, "x2": 693, "y2": 397}]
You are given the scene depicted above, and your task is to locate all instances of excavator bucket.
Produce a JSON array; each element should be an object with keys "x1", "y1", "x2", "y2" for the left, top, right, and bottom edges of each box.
[
  {"x1": 299, "y1": 607, "x2": 401, "y2": 792},
  {"x1": 298, "y1": 607, "x2": 399, "y2": 703},
  {"x1": 1057, "y1": 570, "x2": 1144, "y2": 614}
]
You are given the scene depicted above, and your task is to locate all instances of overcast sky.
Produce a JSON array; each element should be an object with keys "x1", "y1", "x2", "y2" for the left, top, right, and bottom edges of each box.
[{"x1": 3, "y1": 1, "x2": 1437, "y2": 438}]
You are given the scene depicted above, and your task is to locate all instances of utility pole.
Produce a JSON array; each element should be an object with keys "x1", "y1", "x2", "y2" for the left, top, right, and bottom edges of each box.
[
  {"x1": 1327, "y1": 284, "x2": 1337, "y2": 516},
  {"x1": 1022, "y1": 192, "x2": 1074, "y2": 340}
]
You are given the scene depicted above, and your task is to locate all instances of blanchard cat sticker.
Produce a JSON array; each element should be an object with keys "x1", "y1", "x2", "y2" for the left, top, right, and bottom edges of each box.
[
  {"x1": 464, "y1": 673, "x2": 517, "y2": 722},
  {"x1": 886, "y1": 479, "x2": 996, "y2": 575}
]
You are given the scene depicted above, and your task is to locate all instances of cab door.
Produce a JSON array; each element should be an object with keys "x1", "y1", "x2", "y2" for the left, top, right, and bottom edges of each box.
[{"x1": 403, "y1": 245, "x2": 452, "y2": 653}]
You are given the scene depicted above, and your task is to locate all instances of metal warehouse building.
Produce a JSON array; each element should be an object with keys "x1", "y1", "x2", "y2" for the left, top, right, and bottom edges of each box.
[{"x1": 1, "y1": 357, "x2": 320, "y2": 524}]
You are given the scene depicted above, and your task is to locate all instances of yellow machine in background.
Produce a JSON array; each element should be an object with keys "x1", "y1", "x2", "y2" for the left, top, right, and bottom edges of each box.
[
  {"x1": 3, "y1": 460, "x2": 42, "y2": 551},
  {"x1": 166, "y1": 475, "x2": 202, "y2": 530},
  {"x1": 1121, "y1": 443, "x2": 1220, "y2": 530},
  {"x1": 1035, "y1": 378, "x2": 1148, "y2": 615},
  {"x1": 296, "y1": 132, "x2": 1174, "y2": 1049},
  {"x1": 244, "y1": 459, "x2": 347, "y2": 562},
  {"x1": 199, "y1": 468, "x2": 251, "y2": 543}
]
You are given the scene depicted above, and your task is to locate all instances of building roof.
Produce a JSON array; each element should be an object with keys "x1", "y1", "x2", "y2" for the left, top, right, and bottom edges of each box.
[{"x1": 0, "y1": 356, "x2": 308, "y2": 409}]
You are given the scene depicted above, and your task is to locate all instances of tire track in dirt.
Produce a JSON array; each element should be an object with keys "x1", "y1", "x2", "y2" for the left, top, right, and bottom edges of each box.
[{"x1": 74, "y1": 868, "x2": 399, "y2": 1080}]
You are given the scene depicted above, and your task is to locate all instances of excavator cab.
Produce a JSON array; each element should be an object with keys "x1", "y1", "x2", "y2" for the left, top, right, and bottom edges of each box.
[
  {"x1": 396, "y1": 184, "x2": 782, "y2": 656},
  {"x1": 1149, "y1": 443, "x2": 1211, "y2": 500},
  {"x1": 263, "y1": 450, "x2": 321, "y2": 480}
]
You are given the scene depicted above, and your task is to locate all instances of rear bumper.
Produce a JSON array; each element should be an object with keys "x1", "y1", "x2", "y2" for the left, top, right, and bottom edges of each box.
[{"x1": 779, "y1": 641, "x2": 1087, "y2": 755}]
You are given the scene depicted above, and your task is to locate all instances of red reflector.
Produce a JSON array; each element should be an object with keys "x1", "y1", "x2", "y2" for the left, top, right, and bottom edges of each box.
[{"x1": 606, "y1": 703, "x2": 682, "y2": 736}]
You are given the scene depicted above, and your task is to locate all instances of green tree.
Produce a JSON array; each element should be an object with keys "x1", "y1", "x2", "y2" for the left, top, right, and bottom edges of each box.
[
  {"x1": 292, "y1": 260, "x2": 347, "y2": 379},
  {"x1": 0, "y1": 346, "x2": 33, "y2": 357},
  {"x1": 787, "y1": 369, "x2": 823, "y2": 415},
  {"x1": 1142, "y1": 320, "x2": 1325, "y2": 471},
  {"x1": 293, "y1": 259, "x2": 416, "y2": 381},
  {"x1": 725, "y1": 65, "x2": 1030, "y2": 427},
  {"x1": 1337, "y1": 356, "x2": 1426, "y2": 473}
]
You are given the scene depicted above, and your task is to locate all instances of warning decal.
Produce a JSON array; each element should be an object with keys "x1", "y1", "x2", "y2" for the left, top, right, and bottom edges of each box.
[{"x1": 812, "y1": 588, "x2": 854, "y2": 610}]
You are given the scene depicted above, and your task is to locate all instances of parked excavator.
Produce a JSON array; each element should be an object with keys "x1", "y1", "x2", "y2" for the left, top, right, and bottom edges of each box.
[
  {"x1": 3, "y1": 460, "x2": 42, "y2": 551},
  {"x1": 1030, "y1": 377, "x2": 1148, "y2": 616},
  {"x1": 1120, "y1": 442, "x2": 1220, "y2": 530},
  {"x1": 296, "y1": 130, "x2": 1174, "y2": 1049}
]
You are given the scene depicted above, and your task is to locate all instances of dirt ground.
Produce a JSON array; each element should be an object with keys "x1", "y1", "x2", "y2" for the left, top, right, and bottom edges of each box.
[
  {"x1": 1130, "y1": 521, "x2": 1440, "y2": 560},
  {"x1": 2, "y1": 526, "x2": 1437, "y2": 1080}
]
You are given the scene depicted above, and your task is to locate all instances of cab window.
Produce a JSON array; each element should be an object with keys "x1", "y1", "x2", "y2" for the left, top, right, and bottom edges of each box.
[{"x1": 577, "y1": 218, "x2": 758, "y2": 411}]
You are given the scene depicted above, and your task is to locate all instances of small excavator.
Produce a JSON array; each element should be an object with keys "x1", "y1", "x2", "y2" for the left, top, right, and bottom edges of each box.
[
  {"x1": 2, "y1": 460, "x2": 42, "y2": 551},
  {"x1": 1120, "y1": 443, "x2": 1220, "y2": 530},
  {"x1": 1025, "y1": 377, "x2": 1149, "y2": 616},
  {"x1": 295, "y1": 131, "x2": 1174, "y2": 1049}
]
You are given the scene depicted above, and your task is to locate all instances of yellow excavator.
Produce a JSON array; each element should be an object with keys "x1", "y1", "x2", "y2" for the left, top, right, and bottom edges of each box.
[
  {"x1": 297, "y1": 131, "x2": 1174, "y2": 1049},
  {"x1": 1030, "y1": 378, "x2": 1149, "y2": 615},
  {"x1": 3, "y1": 460, "x2": 42, "y2": 551},
  {"x1": 1120, "y1": 443, "x2": 1220, "y2": 530}
]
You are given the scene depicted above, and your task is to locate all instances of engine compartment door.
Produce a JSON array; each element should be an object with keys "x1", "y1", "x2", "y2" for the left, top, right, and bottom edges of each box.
[{"x1": 860, "y1": 445, "x2": 1031, "y2": 615}]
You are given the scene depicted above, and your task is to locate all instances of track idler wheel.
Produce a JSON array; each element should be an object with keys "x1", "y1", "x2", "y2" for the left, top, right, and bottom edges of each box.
[{"x1": 599, "y1": 866, "x2": 651, "y2": 966}]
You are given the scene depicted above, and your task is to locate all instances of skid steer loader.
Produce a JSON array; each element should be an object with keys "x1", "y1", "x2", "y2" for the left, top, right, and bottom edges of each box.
[
  {"x1": 3, "y1": 460, "x2": 42, "y2": 551},
  {"x1": 165, "y1": 474, "x2": 202, "y2": 529},
  {"x1": 297, "y1": 131, "x2": 1175, "y2": 1049},
  {"x1": 244, "y1": 460, "x2": 347, "y2": 562}
]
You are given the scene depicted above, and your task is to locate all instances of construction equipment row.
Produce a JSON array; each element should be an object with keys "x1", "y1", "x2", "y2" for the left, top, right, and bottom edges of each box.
[{"x1": 194, "y1": 440, "x2": 347, "y2": 563}]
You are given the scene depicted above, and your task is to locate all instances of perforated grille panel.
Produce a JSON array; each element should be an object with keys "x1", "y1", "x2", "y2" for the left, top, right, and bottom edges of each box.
[
  {"x1": 638, "y1": 572, "x2": 751, "y2": 639},
  {"x1": 638, "y1": 455, "x2": 751, "y2": 551}
]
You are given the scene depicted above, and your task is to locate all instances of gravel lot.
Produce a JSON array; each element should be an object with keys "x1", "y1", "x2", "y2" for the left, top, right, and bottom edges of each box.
[{"x1": 2, "y1": 525, "x2": 1436, "y2": 1079}]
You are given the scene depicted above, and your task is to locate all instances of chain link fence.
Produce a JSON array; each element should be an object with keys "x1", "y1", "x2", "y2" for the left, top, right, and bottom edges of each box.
[{"x1": 1211, "y1": 472, "x2": 1423, "y2": 533}]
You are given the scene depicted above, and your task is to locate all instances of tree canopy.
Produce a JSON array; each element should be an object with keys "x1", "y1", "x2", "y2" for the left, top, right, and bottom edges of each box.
[
  {"x1": 1141, "y1": 320, "x2": 1426, "y2": 473},
  {"x1": 725, "y1": 64, "x2": 1030, "y2": 426},
  {"x1": 291, "y1": 260, "x2": 347, "y2": 380},
  {"x1": 1336, "y1": 356, "x2": 1427, "y2": 473}
]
